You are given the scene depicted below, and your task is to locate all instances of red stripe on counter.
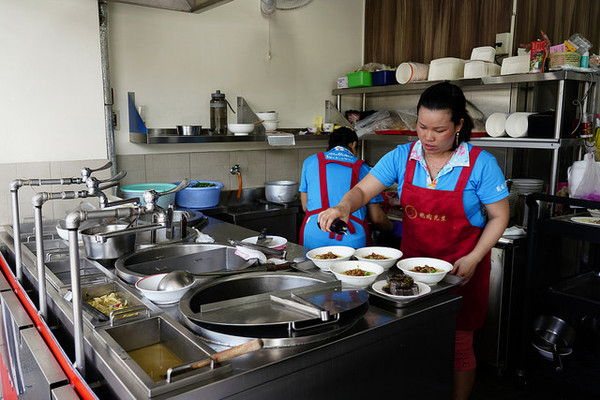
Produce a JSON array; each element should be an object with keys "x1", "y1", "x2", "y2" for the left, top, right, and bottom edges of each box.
[{"x1": 0, "y1": 253, "x2": 96, "y2": 400}]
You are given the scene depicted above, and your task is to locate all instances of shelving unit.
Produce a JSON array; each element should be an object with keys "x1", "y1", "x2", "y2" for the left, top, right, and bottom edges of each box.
[
  {"x1": 332, "y1": 70, "x2": 599, "y2": 195},
  {"x1": 517, "y1": 193, "x2": 600, "y2": 382}
]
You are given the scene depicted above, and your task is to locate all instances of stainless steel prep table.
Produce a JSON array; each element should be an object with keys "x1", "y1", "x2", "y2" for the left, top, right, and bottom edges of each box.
[{"x1": 0, "y1": 216, "x2": 461, "y2": 399}]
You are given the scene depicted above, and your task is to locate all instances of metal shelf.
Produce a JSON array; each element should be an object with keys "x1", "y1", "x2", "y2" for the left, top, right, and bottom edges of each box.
[
  {"x1": 129, "y1": 130, "x2": 328, "y2": 144},
  {"x1": 332, "y1": 70, "x2": 597, "y2": 95},
  {"x1": 360, "y1": 133, "x2": 584, "y2": 150}
]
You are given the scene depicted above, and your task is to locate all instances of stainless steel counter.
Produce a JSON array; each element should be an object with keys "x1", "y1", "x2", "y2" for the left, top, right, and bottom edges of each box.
[{"x1": 0, "y1": 217, "x2": 461, "y2": 399}]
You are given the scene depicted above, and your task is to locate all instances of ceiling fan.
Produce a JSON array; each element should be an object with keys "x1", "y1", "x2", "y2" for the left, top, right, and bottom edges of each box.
[{"x1": 260, "y1": 0, "x2": 314, "y2": 14}]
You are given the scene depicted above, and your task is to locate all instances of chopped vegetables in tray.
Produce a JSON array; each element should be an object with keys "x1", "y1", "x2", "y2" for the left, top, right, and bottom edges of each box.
[{"x1": 86, "y1": 292, "x2": 128, "y2": 316}]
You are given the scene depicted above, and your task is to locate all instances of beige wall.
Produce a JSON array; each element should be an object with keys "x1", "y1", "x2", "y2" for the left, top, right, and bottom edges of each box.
[
  {"x1": 0, "y1": 0, "x2": 365, "y2": 226},
  {"x1": 110, "y1": 0, "x2": 364, "y2": 156}
]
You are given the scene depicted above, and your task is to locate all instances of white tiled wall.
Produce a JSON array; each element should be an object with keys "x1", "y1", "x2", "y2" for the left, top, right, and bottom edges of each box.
[{"x1": 0, "y1": 145, "x2": 325, "y2": 226}]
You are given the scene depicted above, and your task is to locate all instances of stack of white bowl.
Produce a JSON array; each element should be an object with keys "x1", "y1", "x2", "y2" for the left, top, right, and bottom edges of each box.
[{"x1": 257, "y1": 111, "x2": 279, "y2": 131}]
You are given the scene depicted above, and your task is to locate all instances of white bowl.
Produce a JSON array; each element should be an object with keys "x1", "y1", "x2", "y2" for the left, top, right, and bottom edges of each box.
[
  {"x1": 262, "y1": 120, "x2": 279, "y2": 131},
  {"x1": 256, "y1": 111, "x2": 278, "y2": 121},
  {"x1": 135, "y1": 273, "x2": 194, "y2": 305},
  {"x1": 588, "y1": 209, "x2": 600, "y2": 218},
  {"x1": 306, "y1": 246, "x2": 355, "y2": 271},
  {"x1": 242, "y1": 235, "x2": 287, "y2": 250},
  {"x1": 329, "y1": 260, "x2": 384, "y2": 288},
  {"x1": 354, "y1": 246, "x2": 403, "y2": 270},
  {"x1": 228, "y1": 123, "x2": 255, "y2": 135},
  {"x1": 396, "y1": 257, "x2": 453, "y2": 285}
]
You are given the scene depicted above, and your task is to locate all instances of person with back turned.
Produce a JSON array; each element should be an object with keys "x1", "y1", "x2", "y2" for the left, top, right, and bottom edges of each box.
[
  {"x1": 318, "y1": 82, "x2": 510, "y2": 400},
  {"x1": 298, "y1": 126, "x2": 394, "y2": 250}
]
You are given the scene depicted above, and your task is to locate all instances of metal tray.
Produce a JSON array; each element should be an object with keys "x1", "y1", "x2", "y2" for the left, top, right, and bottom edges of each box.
[{"x1": 367, "y1": 273, "x2": 464, "y2": 308}]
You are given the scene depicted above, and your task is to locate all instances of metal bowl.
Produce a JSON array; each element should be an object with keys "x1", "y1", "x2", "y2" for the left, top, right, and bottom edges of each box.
[{"x1": 176, "y1": 125, "x2": 202, "y2": 136}]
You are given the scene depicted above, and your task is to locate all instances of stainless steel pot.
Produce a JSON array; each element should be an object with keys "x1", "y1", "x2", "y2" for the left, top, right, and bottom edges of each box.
[
  {"x1": 265, "y1": 181, "x2": 298, "y2": 203},
  {"x1": 80, "y1": 224, "x2": 136, "y2": 260}
]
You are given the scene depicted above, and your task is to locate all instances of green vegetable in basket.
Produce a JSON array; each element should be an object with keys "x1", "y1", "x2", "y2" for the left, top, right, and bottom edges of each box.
[{"x1": 192, "y1": 182, "x2": 218, "y2": 188}]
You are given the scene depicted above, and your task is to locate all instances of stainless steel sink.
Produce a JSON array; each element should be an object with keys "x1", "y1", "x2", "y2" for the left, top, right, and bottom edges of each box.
[
  {"x1": 96, "y1": 315, "x2": 231, "y2": 398},
  {"x1": 114, "y1": 243, "x2": 249, "y2": 284}
]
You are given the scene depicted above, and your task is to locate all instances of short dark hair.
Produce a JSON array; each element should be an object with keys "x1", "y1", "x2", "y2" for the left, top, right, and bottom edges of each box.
[
  {"x1": 327, "y1": 126, "x2": 358, "y2": 151},
  {"x1": 417, "y1": 82, "x2": 474, "y2": 149}
]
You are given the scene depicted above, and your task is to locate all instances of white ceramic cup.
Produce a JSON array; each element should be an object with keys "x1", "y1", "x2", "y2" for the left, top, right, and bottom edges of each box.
[
  {"x1": 396, "y1": 62, "x2": 430, "y2": 84},
  {"x1": 485, "y1": 112, "x2": 509, "y2": 137},
  {"x1": 505, "y1": 112, "x2": 534, "y2": 138}
]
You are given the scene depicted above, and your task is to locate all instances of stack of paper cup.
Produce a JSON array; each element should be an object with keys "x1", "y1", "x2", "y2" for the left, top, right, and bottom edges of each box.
[
  {"x1": 505, "y1": 112, "x2": 534, "y2": 138},
  {"x1": 485, "y1": 113, "x2": 509, "y2": 137},
  {"x1": 396, "y1": 62, "x2": 429, "y2": 84}
]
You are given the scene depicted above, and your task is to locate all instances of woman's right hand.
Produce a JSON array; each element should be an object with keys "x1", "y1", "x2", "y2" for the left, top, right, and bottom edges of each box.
[{"x1": 317, "y1": 206, "x2": 349, "y2": 232}]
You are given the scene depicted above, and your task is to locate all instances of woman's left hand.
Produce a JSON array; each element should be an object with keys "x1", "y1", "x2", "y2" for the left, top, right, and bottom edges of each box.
[{"x1": 451, "y1": 253, "x2": 480, "y2": 283}]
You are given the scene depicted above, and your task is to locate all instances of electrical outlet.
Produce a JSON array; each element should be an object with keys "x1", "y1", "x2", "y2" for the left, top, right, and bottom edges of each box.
[
  {"x1": 496, "y1": 32, "x2": 511, "y2": 56},
  {"x1": 112, "y1": 110, "x2": 120, "y2": 130}
]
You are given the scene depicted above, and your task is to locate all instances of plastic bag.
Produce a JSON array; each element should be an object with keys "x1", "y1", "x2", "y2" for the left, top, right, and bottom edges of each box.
[{"x1": 570, "y1": 152, "x2": 600, "y2": 201}]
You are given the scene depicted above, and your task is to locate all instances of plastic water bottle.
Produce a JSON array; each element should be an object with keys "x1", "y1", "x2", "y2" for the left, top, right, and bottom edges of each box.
[{"x1": 580, "y1": 51, "x2": 589, "y2": 68}]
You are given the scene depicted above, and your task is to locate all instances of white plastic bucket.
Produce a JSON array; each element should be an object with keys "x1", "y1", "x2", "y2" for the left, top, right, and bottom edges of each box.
[
  {"x1": 505, "y1": 112, "x2": 534, "y2": 138},
  {"x1": 485, "y1": 112, "x2": 509, "y2": 137},
  {"x1": 396, "y1": 62, "x2": 429, "y2": 84}
]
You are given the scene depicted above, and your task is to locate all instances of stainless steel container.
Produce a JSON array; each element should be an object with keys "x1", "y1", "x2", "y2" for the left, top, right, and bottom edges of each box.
[
  {"x1": 80, "y1": 224, "x2": 136, "y2": 260},
  {"x1": 265, "y1": 181, "x2": 299, "y2": 203},
  {"x1": 176, "y1": 125, "x2": 202, "y2": 136}
]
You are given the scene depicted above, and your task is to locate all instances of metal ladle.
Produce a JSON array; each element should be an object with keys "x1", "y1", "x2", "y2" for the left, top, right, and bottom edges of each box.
[{"x1": 157, "y1": 258, "x2": 260, "y2": 291}]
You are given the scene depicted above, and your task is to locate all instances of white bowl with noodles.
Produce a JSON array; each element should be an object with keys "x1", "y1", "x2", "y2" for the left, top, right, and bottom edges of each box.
[
  {"x1": 396, "y1": 257, "x2": 453, "y2": 285},
  {"x1": 354, "y1": 246, "x2": 403, "y2": 270},
  {"x1": 329, "y1": 261, "x2": 384, "y2": 288},
  {"x1": 135, "y1": 273, "x2": 194, "y2": 305},
  {"x1": 305, "y1": 246, "x2": 355, "y2": 271}
]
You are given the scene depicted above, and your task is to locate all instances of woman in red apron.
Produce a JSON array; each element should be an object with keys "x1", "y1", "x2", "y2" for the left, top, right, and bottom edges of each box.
[
  {"x1": 298, "y1": 127, "x2": 393, "y2": 250},
  {"x1": 317, "y1": 83, "x2": 510, "y2": 400}
]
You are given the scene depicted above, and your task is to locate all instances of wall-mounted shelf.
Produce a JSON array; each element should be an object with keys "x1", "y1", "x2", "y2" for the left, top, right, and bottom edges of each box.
[{"x1": 129, "y1": 129, "x2": 328, "y2": 144}]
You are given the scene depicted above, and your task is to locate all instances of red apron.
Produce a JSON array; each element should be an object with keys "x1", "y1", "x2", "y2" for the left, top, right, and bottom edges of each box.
[
  {"x1": 400, "y1": 143, "x2": 491, "y2": 331},
  {"x1": 299, "y1": 152, "x2": 371, "y2": 246}
]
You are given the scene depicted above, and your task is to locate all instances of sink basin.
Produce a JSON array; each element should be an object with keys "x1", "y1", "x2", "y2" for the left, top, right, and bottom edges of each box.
[{"x1": 96, "y1": 315, "x2": 230, "y2": 397}]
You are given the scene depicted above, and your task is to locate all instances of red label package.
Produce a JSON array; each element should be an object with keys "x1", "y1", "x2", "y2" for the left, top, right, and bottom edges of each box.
[{"x1": 530, "y1": 40, "x2": 547, "y2": 73}]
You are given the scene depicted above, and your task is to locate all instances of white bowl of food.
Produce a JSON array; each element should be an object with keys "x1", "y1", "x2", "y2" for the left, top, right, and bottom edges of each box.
[
  {"x1": 396, "y1": 257, "x2": 453, "y2": 285},
  {"x1": 135, "y1": 273, "x2": 194, "y2": 305},
  {"x1": 242, "y1": 235, "x2": 287, "y2": 250},
  {"x1": 305, "y1": 246, "x2": 355, "y2": 271},
  {"x1": 330, "y1": 261, "x2": 384, "y2": 288},
  {"x1": 354, "y1": 246, "x2": 403, "y2": 270},
  {"x1": 228, "y1": 123, "x2": 255, "y2": 135}
]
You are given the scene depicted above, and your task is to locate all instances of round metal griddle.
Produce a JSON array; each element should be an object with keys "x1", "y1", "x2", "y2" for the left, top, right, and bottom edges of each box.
[{"x1": 179, "y1": 272, "x2": 369, "y2": 348}]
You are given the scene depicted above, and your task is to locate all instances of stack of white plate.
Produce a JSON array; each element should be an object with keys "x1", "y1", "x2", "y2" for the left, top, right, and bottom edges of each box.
[
  {"x1": 507, "y1": 179, "x2": 545, "y2": 219},
  {"x1": 510, "y1": 179, "x2": 545, "y2": 194}
]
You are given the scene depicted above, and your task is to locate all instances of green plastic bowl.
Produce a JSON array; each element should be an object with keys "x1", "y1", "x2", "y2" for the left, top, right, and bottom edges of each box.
[{"x1": 120, "y1": 183, "x2": 177, "y2": 209}]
